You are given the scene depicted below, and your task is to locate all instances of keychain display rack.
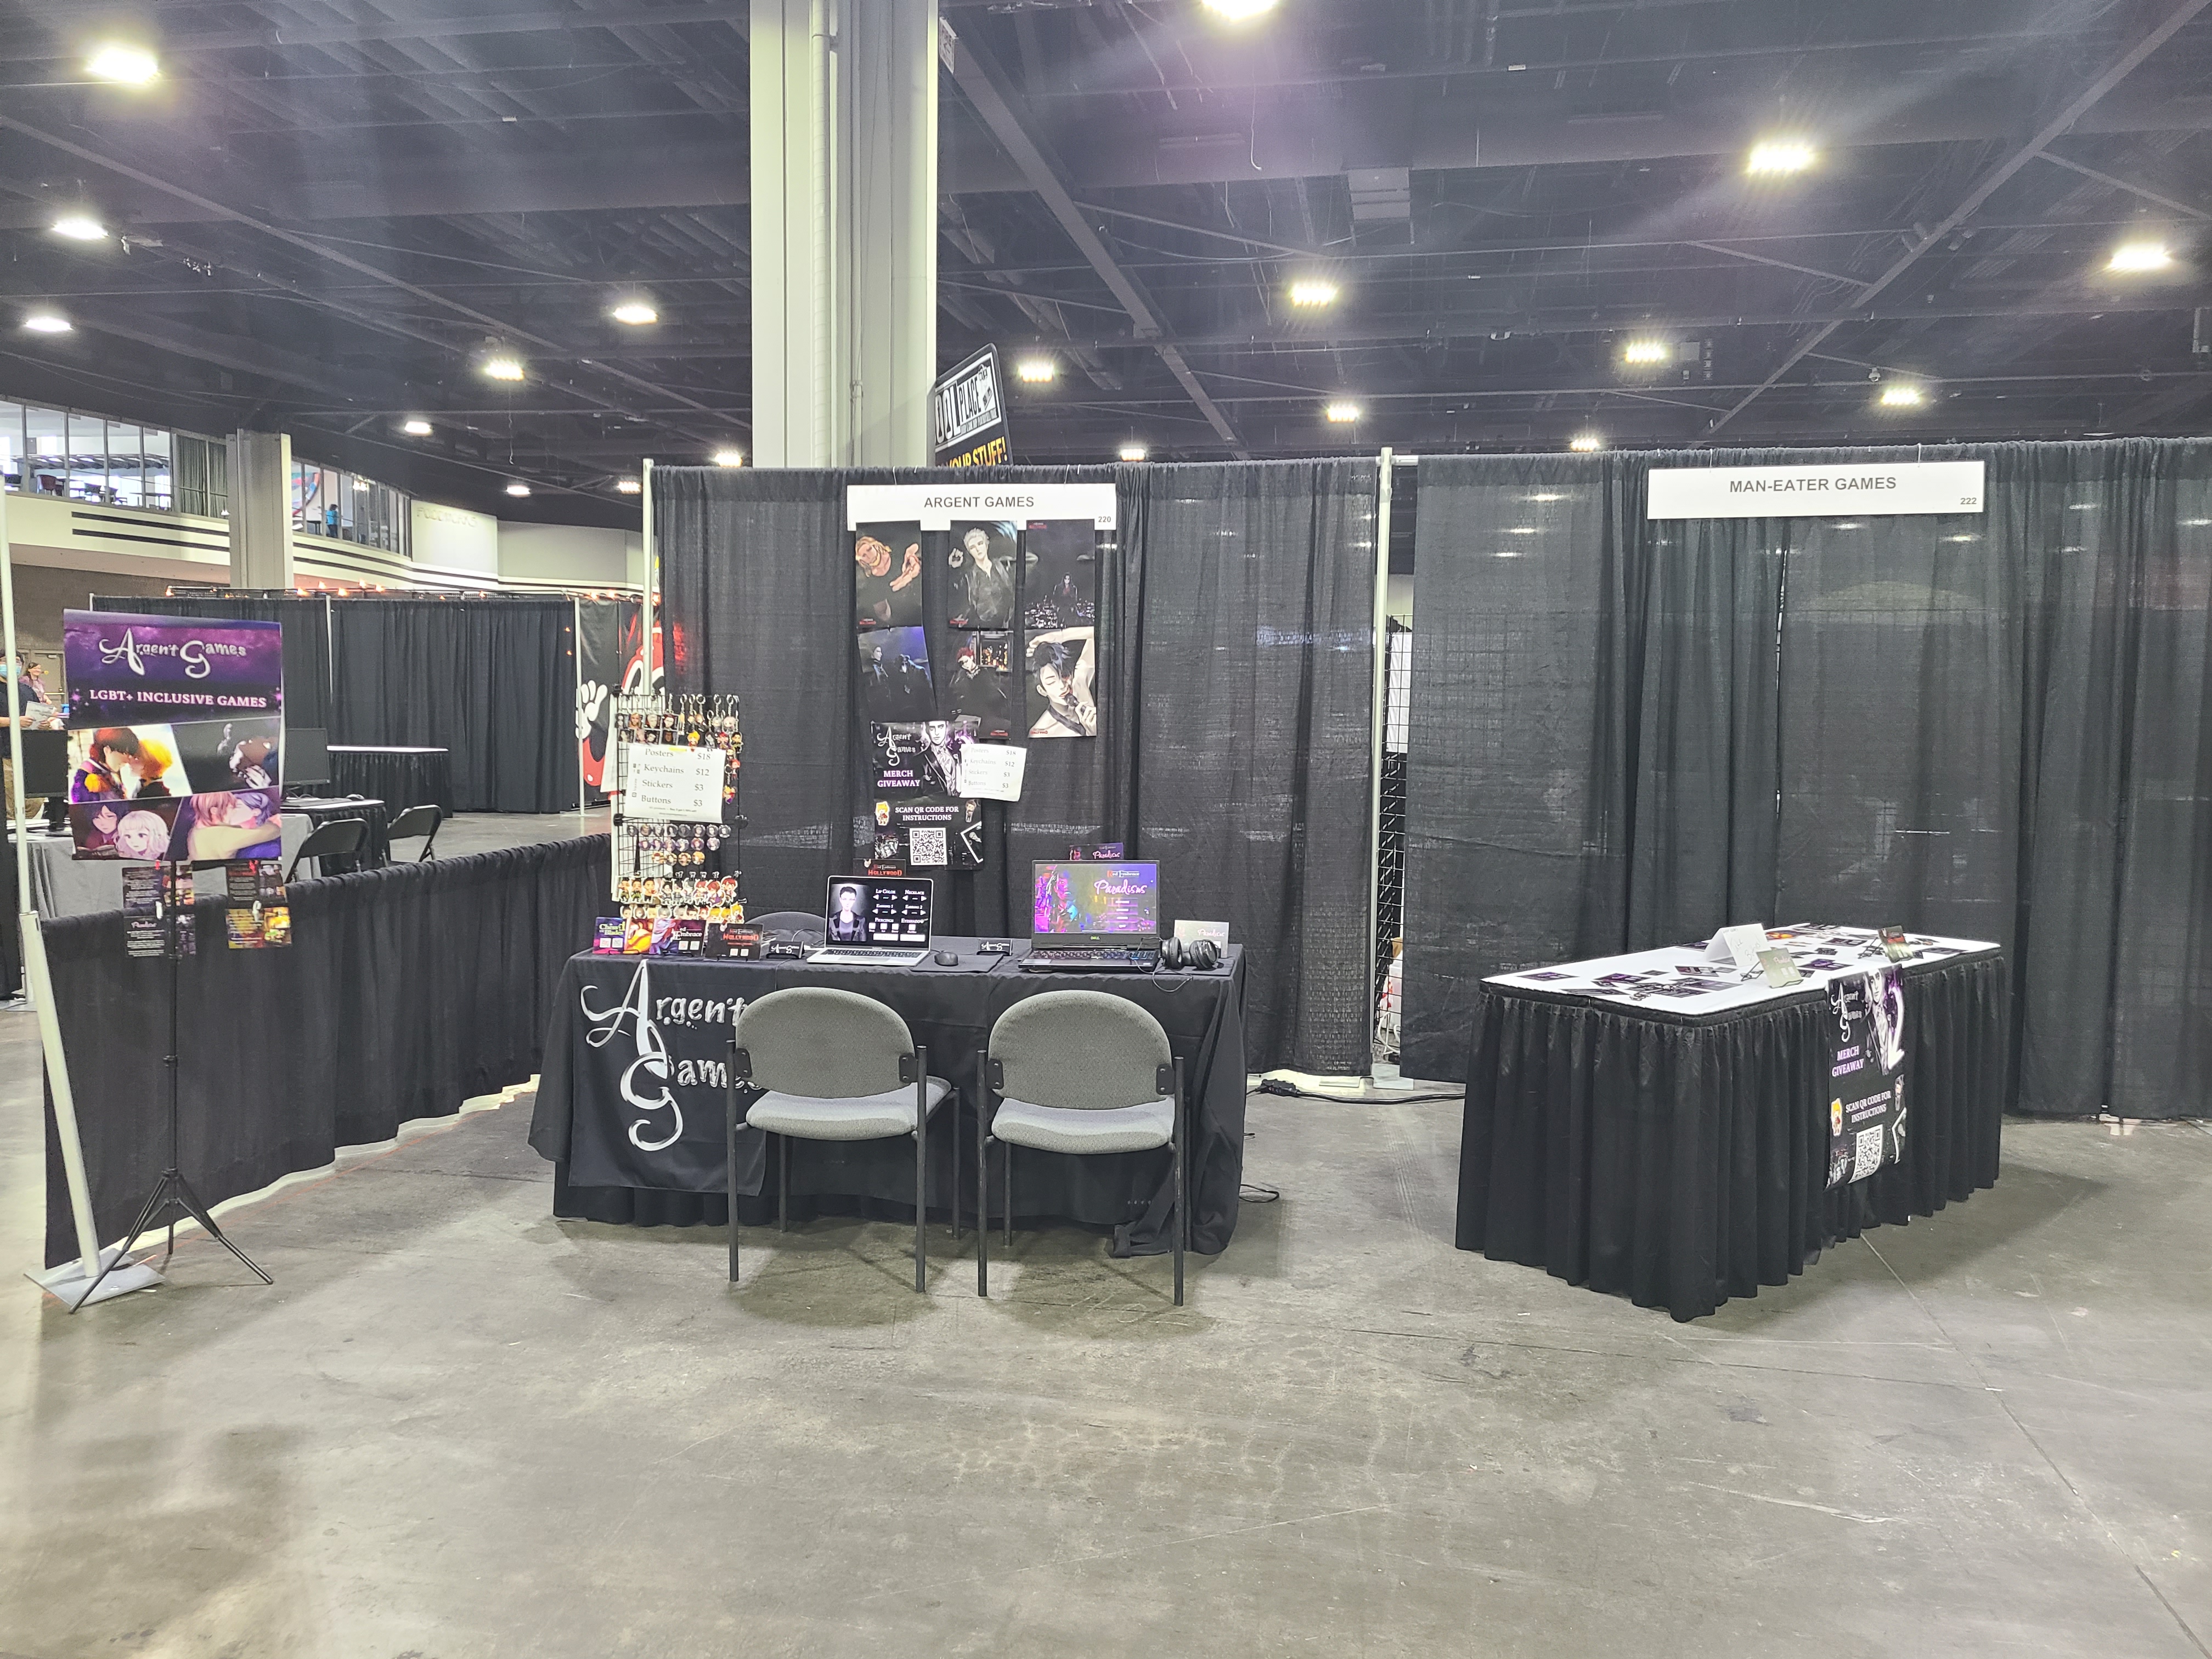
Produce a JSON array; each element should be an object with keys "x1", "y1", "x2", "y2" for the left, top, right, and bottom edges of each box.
[{"x1": 611, "y1": 692, "x2": 743, "y2": 927}]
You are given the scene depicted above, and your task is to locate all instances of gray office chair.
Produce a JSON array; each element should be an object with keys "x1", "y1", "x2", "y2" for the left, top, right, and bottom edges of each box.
[
  {"x1": 976, "y1": 990, "x2": 1187, "y2": 1304},
  {"x1": 725, "y1": 988, "x2": 953, "y2": 1290},
  {"x1": 750, "y1": 910, "x2": 827, "y2": 947}
]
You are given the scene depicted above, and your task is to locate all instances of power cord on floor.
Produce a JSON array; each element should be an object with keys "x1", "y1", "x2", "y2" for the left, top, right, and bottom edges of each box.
[{"x1": 1254, "y1": 1077, "x2": 1465, "y2": 1105}]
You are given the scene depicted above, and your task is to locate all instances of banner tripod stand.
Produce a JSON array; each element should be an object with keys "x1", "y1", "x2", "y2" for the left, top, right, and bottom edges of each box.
[{"x1": 72, "y1": 871, "x2": 272, "y2": 1311}]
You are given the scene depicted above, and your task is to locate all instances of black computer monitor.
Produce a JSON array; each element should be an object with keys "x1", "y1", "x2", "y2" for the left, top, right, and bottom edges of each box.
[
  {"x1": 15, "y1": 728, "x2": 67, "y2": 799},
  {"x1": 286, "y1": 725, "x2": 330, "y2": 789}
]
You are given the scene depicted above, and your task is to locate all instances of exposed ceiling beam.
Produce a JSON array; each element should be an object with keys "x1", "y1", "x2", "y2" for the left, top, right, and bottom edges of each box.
[
  {"x1": 0, "y1": 3, "x2": 751, "y2": 62},
  {"x1": 1705, "y1": 0, "x2": 2212, "y2": 439},
  {"x1": 1685, "y1": 242, "x2": 1860, "y2": 286},
  {"x1": 10, "y1": 309, "x2": 332, "y2": 393},
  {"x1": 944, "y1": 24, "x2": 1248, "y2": 456},
  {"x1": 2035, "y1": 146, "x2": 2212, "y2": 221}
]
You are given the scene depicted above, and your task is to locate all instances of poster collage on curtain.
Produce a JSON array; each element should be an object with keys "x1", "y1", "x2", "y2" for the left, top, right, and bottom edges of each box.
[{"x1": 851, "y1": 506, "x2": 1105, "y2": 873}]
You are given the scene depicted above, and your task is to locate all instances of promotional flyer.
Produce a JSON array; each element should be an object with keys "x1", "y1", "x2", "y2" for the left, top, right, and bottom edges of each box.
[
  {"x1": 1826, "y1": 966, "x2": 1908, "y2": 1187},
  {"x1": 62, "y1": 610, "x2": 285, "y2": 862}
]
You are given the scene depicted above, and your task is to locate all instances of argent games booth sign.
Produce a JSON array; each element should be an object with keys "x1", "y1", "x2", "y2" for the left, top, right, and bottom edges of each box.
[{"x1": 931, "y1": 345, "x2": 1010, "y2": 467}]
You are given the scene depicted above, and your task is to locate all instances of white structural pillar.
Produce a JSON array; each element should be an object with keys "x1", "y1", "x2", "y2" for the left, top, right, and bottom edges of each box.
[
  {"x1": 228, "y1": 430, "x2": 293, "y2": 590},
  {"x1": 751, "y1": 0, "x2": 939, "y2": 468}
]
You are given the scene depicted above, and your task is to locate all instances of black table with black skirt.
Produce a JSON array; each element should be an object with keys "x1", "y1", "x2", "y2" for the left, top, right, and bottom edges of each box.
[
  {"x1": 281, "y1": 795, "x2": 391, "y2": 873},
  {"x1": 327, "y1": 746, "x2": 454, "y2": 815},
  {"x1": 527, "y1": 941, "x2": 1249, "y2": 1257},
  {"x1": 1455, "y1": 936, "x2": 2007, "y2": 1321}
]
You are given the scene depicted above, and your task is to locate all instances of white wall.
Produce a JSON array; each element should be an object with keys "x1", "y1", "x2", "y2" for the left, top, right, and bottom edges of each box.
[
  {"x1": 410, "y1": 499, "x2": 500, "y2": 579},
  {"x1": 1387, "y1": 574, "x2": 1411, "y2": 623},
  {"x1": 498, "y1": 521, "x2": 642, "y2": 594}
]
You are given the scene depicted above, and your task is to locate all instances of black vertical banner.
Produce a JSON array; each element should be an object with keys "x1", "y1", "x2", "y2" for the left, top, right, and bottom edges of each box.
[{"x1": 1826, "y1": 966, "x2": 1908, "y2": 1187}]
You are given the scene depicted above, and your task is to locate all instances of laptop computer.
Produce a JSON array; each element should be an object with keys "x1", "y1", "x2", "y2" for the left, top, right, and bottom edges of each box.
[
  {"x1": 807, "y1": 876, "x2": 934, "y2": 968},
  {"x1": 1021, "y1": 860, "x2": 1161, "y2": 972}
]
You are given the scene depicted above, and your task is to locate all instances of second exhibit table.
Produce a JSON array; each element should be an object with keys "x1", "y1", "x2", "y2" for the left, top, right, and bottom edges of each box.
[
  {"x1": 327, "y1": 746, "x2": 454, "y2": 814},
  {"x1": 528, "y1": 941, "x2": 1248, "y2": 1257},
  {"x1": 1457, "y1": 927, "x2": 2006, "y2": 1321}
]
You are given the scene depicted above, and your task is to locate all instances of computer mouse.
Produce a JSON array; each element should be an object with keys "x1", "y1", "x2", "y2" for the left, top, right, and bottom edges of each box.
[{"x1": 934, "y1": 949, "x2": 960, "y2": 967}]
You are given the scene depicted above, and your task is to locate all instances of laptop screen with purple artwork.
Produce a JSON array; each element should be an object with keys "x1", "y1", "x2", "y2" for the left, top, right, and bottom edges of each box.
[{"x1": 1030, "y1": 861, "x2": 1159, "y2": 948}]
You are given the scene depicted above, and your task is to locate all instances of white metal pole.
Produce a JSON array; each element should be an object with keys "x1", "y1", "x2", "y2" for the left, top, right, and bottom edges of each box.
[
  {"x1": 1, "y1": 484, "x2": 104, "y2": 1279},
  {"x1": 1366, "y1": 449, "x2": 1394, "y2": 1073},
  {"x1": 639, "y1": 456, "x2": 656, "y2": 697}
]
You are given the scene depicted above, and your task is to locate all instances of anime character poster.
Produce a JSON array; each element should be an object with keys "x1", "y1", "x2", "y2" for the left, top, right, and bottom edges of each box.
[
  {"x1": 1020, "y1": 520, "x2": 1098, "y2": 630},
  {"x1": 857, "y1": 627, "x2": 934, "y2": 723},
  {"x1": 947, "y1": 633, "x2": 1015, "y2": 740},
  {"x1": 62, "y1": 610, "x2": 285, "y2": 861},
  {"x1": 854, "y1": 523, "x2": 925, "y2": 632},
  {"x1": 1024, "y1": 628, "x2": 1097, "y2": 738},
  {"x1": 946, "y1": 521, "x2": 1018, "y2": 630}
]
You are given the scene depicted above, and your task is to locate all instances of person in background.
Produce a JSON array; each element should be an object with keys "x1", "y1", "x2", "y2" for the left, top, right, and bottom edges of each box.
[{"x1": 5, "y1": 659, "x2": 61, "y2": 729}]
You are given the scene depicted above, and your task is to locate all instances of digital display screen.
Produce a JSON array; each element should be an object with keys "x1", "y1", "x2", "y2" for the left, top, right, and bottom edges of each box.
[
  {"x1": 1031, "y1": 861, "x2": 1159, "y2": 939},
  {"x1": 825, "y1": 877, "x2": 932, "y2": 946}
]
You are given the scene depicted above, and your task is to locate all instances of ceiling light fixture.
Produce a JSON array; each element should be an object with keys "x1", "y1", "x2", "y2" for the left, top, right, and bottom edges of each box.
[
  {"x1": 1015, "y1": 357, "x2": 1056, "y2": 384},
  {"x1": 1325, "y1": 401, "x2": 1362, "y2": 424},
  {"x1": 402, "y1": 419, "x2": 433, "y2": 436},
  {"x1": 1569, "y1": 433, "x2": 1604, "y2": 452},
  {"x1": 86, "y1": 44, "x2": 159, "y2": 84},
  {"x1": 505, "y1": 482, "x2": 532, "y2": 497},
  {"x1": 2107, "y1": 241, "x2": 2173, "y2": 274},
  {"x1": 21, "y1": 313, "x2": 71, "y2": 334},
  {"x1": 50, "y1": 215, "x2": 106, "y2": 241},
  {"x1": 1288, "y1": 278, "x2": 1340, "y2": 308},
  {"x1": 1746, "y1": 140, "x2": 1816, "y2": 176},
  {"x1": 617, "y1": 478, "x2": 642, "y2": 494},
  {"x1": 609, "y1": 301, "x2": 658, "y2": 325},
  {"x1": 1878, "y1": 384, "x2": 1926, "y2": 408},
  {"x1": 1620, "y1": 338, "x2": 1670, "y2": 365},
  {"x1": 482, "y1": 354, "x2": 526, "y2": 382},
  {"x1": 713, "y1": 448, "x2": 745, "y2": 467},
  {"x1": 1200, "y1": 0, "x2": 1279, "y2": 18},
  {"x1": 1118, "y1": 443, "x2": 1148, "y2": 462}
]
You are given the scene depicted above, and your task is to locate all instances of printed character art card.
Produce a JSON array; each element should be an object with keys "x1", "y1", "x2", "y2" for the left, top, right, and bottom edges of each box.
[
  {"x1": 853, "y1": 523, "x2": 925, "y2": 632},
  {"x1": 1020, "y1": 520, "x2": 1098, "y2": 630},
  {"x1": 1024, "y1": 628, "x2": 1097, "y2": 738},
  {"x1": 946, "y1": 633, "x2": 1015, "y2": 740},
  {"x1": 856, "y1": 627, "x2": 934, "y2": 723},
  {"x1": 946, "y1": 521, "x2": 1018, "y2": 630}
]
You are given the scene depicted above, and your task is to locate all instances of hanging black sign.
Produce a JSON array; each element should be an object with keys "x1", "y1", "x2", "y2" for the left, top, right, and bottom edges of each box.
[
  {"x1": 931, "y1": 346, "x2": 1011, "y2": 468},
  {"x1": 1826, "y1": 966, "x2": 1908, "y2": 1187}
]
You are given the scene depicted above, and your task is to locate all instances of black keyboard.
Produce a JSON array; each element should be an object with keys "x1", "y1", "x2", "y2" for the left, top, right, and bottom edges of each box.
[{"x1": 1020, "y1": 946, "x2": 1161, "y2": 973}]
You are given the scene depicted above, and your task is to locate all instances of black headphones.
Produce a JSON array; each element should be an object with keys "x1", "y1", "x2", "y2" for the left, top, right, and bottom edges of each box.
[{"x1": 1160, "y1": 934, "x2": 1221, "y2": 972}]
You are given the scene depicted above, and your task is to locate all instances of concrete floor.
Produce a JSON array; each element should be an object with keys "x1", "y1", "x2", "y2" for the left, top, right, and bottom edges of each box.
[{"x1": 1, "y1": 1003, "x2": 2207, "y2": 1658}]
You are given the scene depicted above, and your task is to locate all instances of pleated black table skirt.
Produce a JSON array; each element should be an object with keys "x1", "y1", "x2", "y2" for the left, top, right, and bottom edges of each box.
[
  {"x1": 329, "y1": 747, "x2": 454, "y2": 814},
  {"x1": 1455, "y1": 952, "x2": 2007, "y2": 1321}
]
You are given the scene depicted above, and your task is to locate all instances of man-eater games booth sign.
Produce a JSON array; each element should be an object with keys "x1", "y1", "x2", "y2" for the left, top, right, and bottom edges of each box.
[
  {"x1": 61, "y1": 608, "x2": 293, "y2": 951},
  {"x1": 1827, "y1": 967, "x2": 1906, "y2": 1188},
  {"x1": 930, "y1": 346, "x2": 1010, "y2": 469}
]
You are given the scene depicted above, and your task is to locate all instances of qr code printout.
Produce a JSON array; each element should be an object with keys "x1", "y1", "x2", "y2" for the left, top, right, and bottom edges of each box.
[
  {"x1": 908, "y1": 827, "x2": 949, "y2": 867},
  {"x1": 1853, "y1": 1125, "x2": 1885, "y2": 1182}
]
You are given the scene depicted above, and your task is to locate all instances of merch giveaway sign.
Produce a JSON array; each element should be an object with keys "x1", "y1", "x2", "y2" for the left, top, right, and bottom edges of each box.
[{"x1": 61, "y1": 610, "x2": 285, "y2": 864}]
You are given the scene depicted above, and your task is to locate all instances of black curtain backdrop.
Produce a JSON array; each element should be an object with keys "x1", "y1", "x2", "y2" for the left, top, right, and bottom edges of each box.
[
  {"x1": 655, "y1": 461, "x2": 1379, "y2": 1073},
  {"x1": 42, "y1": 834, "x2": 609, "y2": 1266},
  {"x1": 93, "y1": 593, "x2": 334, "y2": 733},
  {"x1": 326, "y1": 598, "x2": 578, "y2": 813},
  {"x1": 1403, "y1": 438, "x2": 2212, "y2": 1118},
  {"x1": 95, "y1": 594, "x2": 579, "y2": 814}
]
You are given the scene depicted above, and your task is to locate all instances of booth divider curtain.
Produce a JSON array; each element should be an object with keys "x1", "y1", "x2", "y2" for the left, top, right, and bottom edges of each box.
[
  {"x1": 653, "y1": 461, "x2": 1380, "y2": 1074},
  {"x1": 1402, "y1": 438, "x2": 2212, "y2": 1119},
  {"x1": 42, "y1": 834, "x2": 610, "y2": 1266}
]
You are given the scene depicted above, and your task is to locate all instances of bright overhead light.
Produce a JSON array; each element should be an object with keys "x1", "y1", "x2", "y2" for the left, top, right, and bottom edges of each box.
[
  {"x1": 482, "y1": 354, "x2": 526, "y2": 381},
  {"x1": 1325, "y1": 400, "x2": 1362, "y2": 424},
  {"x1": 609, "y1": 301, "x2": 658, "y2": 325},
  {"x1": 1620, "y1": 338, "x2": 1670, "y2": 365},
  {"x1": 50, "y1": 215, "x2": 106, "y2": 241},
  {"x1": 1746, "y1": 140, "x2": 1816, "y2": 176},
  {"x1": 713, "y1": 448, "x2": 745, "y2": 466},
  {"x1": 1288, "y1": 278, "x2": 1340, "y2": 308},
  {"x1": 86, "y1": 44, "x2": 159, "y2": 84},
  {"x1": 2107, "y1": 241, "x2": 2172, "y2": 274},
  {"x1": 1878, "y1": 384, "x2": 1926, "y2": 408},
  {"x1": 21, "y1": 313, "x2": 71, "y2": 334},
  {"x1": 1015, "y1": 357, "x2": 1056, "y2": 384},
  {"x1": 616, "y1": 478, "x2": 642, "y2": 494},
  {"x1": 1118, "y1": 443, "x2": 1148, "y2": 462},
  {"x1": 505, "y1": 482, "x2": 532, "y2": 497},
  {"x1": 352, "y1": 478, "x2": 369, "y2": 490},
  {"x1": 401, "y1": 418, "x2": 433, "y2": 436},
  {"x1": 1200, "y1": 0, "x2": 1278, "y2": 17},
  {"x1": 1569, "y1": 433, "x2": 1604, "y2": 452}
]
